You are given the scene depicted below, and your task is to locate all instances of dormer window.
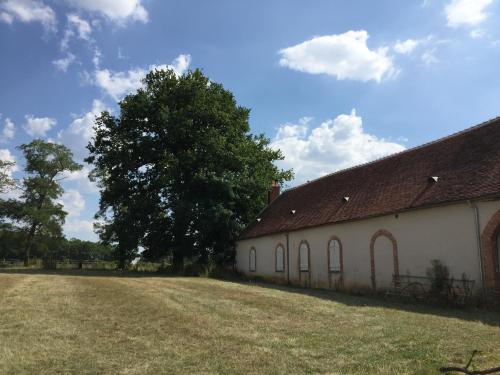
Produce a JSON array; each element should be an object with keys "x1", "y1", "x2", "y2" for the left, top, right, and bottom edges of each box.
[
  {"x1": 429, "y1": 176, "x2": 439, "y2": 183},
  {"x1": 291, "y1": 209, "x2": 296, "y2": 215},
  {"x1": 343, "y1": 196, "x2": 350, "y2": 202}
]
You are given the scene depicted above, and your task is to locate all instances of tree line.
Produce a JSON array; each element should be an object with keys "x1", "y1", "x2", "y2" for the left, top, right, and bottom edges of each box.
[{"x1": 0, "y1": 68, "x2": 292, "y2": 271}]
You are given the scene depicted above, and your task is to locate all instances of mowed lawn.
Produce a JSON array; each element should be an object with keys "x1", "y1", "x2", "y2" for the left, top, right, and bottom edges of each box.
[{"x1": 0, "y1": 272, "x2": 499, "y2": 374}]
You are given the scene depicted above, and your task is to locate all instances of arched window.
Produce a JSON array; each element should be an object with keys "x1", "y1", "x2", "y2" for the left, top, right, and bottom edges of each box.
[
  {"x1": 299, "y1": 241, "x2": 309, "y2": 272},
  {"x1": 275, "y1": 244, "x2": 285, "y2": 272},
  {"x1": 328, "y1": 238, "x2": 341, "y2": 273},
  {"x1": 249, "y1": 247, "x2": 256, "y2": 272},
  {"x1": 496, "y1": 232, "x2": 500, "y2": 273}
]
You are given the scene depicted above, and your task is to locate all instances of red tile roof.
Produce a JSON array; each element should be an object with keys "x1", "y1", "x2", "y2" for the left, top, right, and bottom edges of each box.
[{"x1": 240, "y1": 117, "x2": 500, "y2": 240}]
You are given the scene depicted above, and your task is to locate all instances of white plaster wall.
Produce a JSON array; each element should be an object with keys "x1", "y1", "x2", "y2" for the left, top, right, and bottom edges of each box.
[{"x1": 236, "y1": 199, "x2": 500, "y2": 291}]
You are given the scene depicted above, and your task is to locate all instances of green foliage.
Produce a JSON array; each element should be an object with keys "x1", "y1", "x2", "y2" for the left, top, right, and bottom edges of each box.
[
  {"x1": 0, "y1": 223, "x2": 24, "y2": 259},
  {"x1": 426, "y1": 259, "x2": 451, "y2": 294},
  {"x1": 0, "y1": 224, "x2": 114, "y2": 264},
  {"x1": 87, "y1": 68, "x2": 292, "y2": 270},
  {"x1": 4, "y1": 140, "x2": 82, "y2": 265},
  {"x1": 57, "y1": 238, "x2": 114, "y2": 261},
  {"x1": 0, "y1": 159, "x2": 16, "y2": 194}
]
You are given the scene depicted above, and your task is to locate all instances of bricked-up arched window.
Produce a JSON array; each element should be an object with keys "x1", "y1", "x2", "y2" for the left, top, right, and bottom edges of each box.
[
  {"x1": 249, "y1": 247, "x2": 256, "y2": 272},
  {"x1": 328, "y1": 239, "x2": 341, "y2": 272},
  {"x1": 299, "y1": 241, "x2": 309, "y2": 272},
  {"x1": 275, "y1": 244, "x2": 285, "y2": 272}
]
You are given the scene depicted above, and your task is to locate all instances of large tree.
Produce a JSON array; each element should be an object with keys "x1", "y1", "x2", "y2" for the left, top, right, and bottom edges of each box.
[
  {"x1": 87, "y1": 69, "x2": 292, "y2": 271},
  {"x1": 12, "y1": 140, "x2": 82, "y2": 265}
]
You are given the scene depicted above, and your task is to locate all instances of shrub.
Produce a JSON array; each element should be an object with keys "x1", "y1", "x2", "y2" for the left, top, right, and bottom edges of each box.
[{"x1": 426, "y1": 259, "x2": 451, "y2": 295}]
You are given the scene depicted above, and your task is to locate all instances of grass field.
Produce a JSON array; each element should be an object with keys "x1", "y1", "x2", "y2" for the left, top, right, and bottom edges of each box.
[{"x1": 0, "y1": 271, "x2": 499, "y2": 374}]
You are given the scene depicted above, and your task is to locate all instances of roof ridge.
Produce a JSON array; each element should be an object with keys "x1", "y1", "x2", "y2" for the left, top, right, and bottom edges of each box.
[{"x1": 283, "y1": 115, "x2": 500, "y2": 194}]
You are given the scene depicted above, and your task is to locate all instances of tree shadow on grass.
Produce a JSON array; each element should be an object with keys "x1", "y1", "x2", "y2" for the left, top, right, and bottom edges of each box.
[
  {"x1": 0, "y1": 268, "x2": 178, "y2": 278},
  {"x1": 1, "y1": 268, "x2": 499, "y2": 327},
  {"x1": 227, "y1": 279, "x2": 500, "y2": 328}
]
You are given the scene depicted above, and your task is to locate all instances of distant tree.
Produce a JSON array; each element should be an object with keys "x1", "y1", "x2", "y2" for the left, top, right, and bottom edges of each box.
[
  {"x1": 87, "y1": 68, "x2": 292, "y2": 271},
  {"x1": 57, "y1": 238, "x2": 114, "y2": 262},
  {"x1": 0, "y1": 223, "x2": 24, "y2": 260},
  {"x1": 9, "y1": 140, "x2": 82, "y2": 266}
]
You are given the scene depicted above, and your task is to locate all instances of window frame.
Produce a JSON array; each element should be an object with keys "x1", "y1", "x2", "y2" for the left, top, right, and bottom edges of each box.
[
  {"x1": 327, "y1": 236, "x2": 343, "y2": 274},
  {"x1": 275, "y1": 244, "x2": 285, "y2": 273},
  {"x1": 298, "y1": 240, "x2": 310, "y2": 272},
  {"x1": 249, "y1": 247, "x2": 256, "y2": 272}
]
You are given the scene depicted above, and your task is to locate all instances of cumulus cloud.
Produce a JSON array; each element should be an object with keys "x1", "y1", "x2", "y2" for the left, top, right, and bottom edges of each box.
[
  {"x1": 0, "y1": 0, "x2": 56, "y2": 31},
  {"x1": 394, "y1": 39, "x2": 420, "y2": 54},
  {"x1": 63, "y1": 219, "x2": 98, "y2": 241},
  {"x1": 279, "y1": 30, "x2": 396, "y2": 82},
  {"x1": 61, "y1": 167, "x2": 98, "y2": 193},
  {"x1": 0, "y1": 148, "x2": 15, "y2": 166},
  {"x1": 57, "y1": 189, "x2": 85, "y2": 217},
  {"x1": 445, "y1": 0, "x2": 493, "y2": 28},
  {"x1": 271, "y1": 110, "x2": 406, "y2": 184},
  {"x1": 1, "y1": 118, "x2": 15, "y2": 142},
  {"x1": 23, "y1": 115, "x2": 56, "y2": 137},
  {"x1": 63, "y1": 0, "x2": 148, "y2": 23},
  {"x1": 52, "y1": 52, "x2": 76, "y2": 72},
  {"x1": 58, "y1": 99, "x2": 109, "y2": 160},
  {"x1": 94, "y1": 54, "x2": 192, "y2": 100},
  {"x1": 61, "y1": 13, "x2": 92, "y2": 50}
]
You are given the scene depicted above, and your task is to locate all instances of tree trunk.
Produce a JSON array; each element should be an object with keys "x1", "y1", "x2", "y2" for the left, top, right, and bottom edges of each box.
[
  {"x1": 24, "y1": 224, "x2": 37, "y2": 267},
  {"x1": 172, "y1": 248, "x2": 184, "y2": 274}
]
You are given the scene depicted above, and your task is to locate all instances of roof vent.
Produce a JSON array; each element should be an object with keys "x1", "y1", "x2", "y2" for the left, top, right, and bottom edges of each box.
[
  {"x1": 343, "y1": 196, "x2": 350, "y2": 202},
  {"x1": 256, "y1": 218, "x2": 261, "y2": 222},
  {"x1": 429, "y1": 176, "x2": 439, "y2": 183},
  {"x1": 291, "y1": 209, "x2": 296, "y2": 215}
]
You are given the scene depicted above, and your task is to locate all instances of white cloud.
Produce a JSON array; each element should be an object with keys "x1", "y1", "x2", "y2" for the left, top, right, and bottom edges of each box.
[
  {"x1": 94, "y1": 54, "x2": 192, "y2": 100},
  {"x1": 394, "y1": 39, "x2": 420, "y2": 54},
  {"x1": 93, "y1": 68, "x2": 143, "y2": 100},
  {"x1": 58, "y1": 99, "x2": 109, "y2": 160},
  {"x1": 0, "y1": 148, "x2": 15, "y2": 165},
  {"x1": 61, "y1": 167, "x2": 98, "y2": 193},
  {"x1": 52, "y1": 52, "x2": 76, "y2": 72},
  {"x1": 63, "y1": 0, "x2": 148, "y2": 23},
  {"x1": 92, "y1": 47, "x2": 101, "y2": 68},
  {"x1": 0, "y1": 0, "x2": 56, "y2": 31},
  {"x1": 470, "y1": 29, "x2": 485, "y2": 39},
  {"x1": 1, "y1": 118, "x2": 15, "y2": 141},
  {"x1": 421, "y1": 48, "x2": 439, "y2": 65},
  {"x1": 23, "y1": 115, "x2": 57, "y2": 137},
  {"x1": 67, "y1": 13, "x2": 91, "y2": 40},
  {"x1": 61, "y1": 13, "x2": 92, "y2": 50},
  {"x1": 271, "y1": 110, "x2": 406, "y2": 185},
  {"x1": 63, "y1": 219, "x2": 98, "y2": 241},
  {"x1": 445, "y1": 0, "x2": 493, "y2": 28},
  {"x1": 275, "y1": 117, "x2": 311, "y2": 140},
  {"x1": 279, "y1": 30, "x2": 396, "y2": 83},
  {"x1": 58, "y1": 189, "x2": 85, "y2": 217}
]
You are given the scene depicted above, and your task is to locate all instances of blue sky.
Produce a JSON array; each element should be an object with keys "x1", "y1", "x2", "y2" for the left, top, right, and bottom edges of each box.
[{"x1": 1, "y1": 0, "x2": 500, "y2": 241}]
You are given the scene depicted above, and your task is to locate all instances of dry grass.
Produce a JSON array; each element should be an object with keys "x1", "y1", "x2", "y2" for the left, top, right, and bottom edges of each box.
[{"x1": 0, "y1": 271, "x2": 499, "y2": 374}]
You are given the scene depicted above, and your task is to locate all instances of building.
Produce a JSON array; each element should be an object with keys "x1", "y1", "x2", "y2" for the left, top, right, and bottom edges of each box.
[{"x1": 235, "y1": 117, "x2": 500, "y2": 293}]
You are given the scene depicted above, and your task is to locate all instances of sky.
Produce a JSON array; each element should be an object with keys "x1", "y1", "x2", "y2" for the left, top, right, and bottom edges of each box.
[{"x1": 1, "y1": 0, "x2": 500, "y2": 241}]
